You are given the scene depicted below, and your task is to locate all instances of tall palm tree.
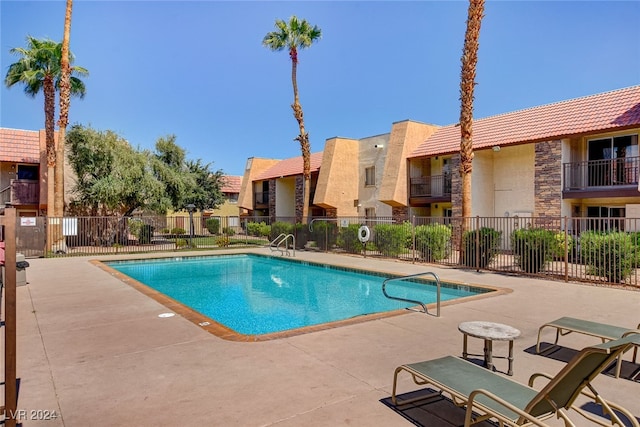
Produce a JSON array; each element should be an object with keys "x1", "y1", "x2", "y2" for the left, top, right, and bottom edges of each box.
[
  {"x1": 263, "y1": 16, "x2": 321, "y2": 223},
  {"x1": 459, "y1": 0, "x2": 485, "y2": 222},
  {"x1": 56, "y1": 0, "x2": 74, "y2": 218},
  {"x1": 5, "y1": 36, "x2": 87, "y2": 218}
]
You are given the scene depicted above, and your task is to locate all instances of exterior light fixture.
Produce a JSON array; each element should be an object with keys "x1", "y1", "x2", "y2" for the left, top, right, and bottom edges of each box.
[{"x1": 492, "y1": 146, "x2": 501, "y2": 152}]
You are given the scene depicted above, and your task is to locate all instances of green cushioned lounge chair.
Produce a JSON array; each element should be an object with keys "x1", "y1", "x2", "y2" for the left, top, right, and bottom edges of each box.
[
  {"x1": 391, "y1": 335, "x2": 640, "y2": 427},
  {"x1": 536, "y1": 317, "x2": 640, "y2": 378}
]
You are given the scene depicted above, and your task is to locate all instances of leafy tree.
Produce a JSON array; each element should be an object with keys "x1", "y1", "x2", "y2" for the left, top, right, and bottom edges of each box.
[
  {"x1": 151, "y1": 135, "x2": 224, "y2": 212},
  {"x1": 66, "y1": 125, "x2": 167, "y2": 216},
  {"x1": 150, "y1": 135, "x2": 188, "y2": 209},
  {"x1": 185, "y1": 159, "x2": 224, "y2": 211},
  {"x1": 4, "y1": 36, "x2": 88, "y2": 216},
  {"x1": 66, "y1": 125, "x2": 225, "y2": 216},
  {"x1": 263, "y1": 16, "x2": 321, "y2": 223}
]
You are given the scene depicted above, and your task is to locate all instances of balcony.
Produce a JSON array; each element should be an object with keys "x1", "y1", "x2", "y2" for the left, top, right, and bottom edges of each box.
[
  {"x1": 254, "y1": 191, "x2": 269, "y2": 208},
  {"x1": 563, "y1": 157, "x2": 640, "y2": 198},
  {"x1": 409, "y1": 174, "x2": 452, "y2": 206},
  {"x1": 0, "y1": 179, "x2": 39, "y2": 207}
]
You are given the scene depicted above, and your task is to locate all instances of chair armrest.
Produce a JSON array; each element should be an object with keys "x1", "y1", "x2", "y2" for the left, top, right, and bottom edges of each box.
[
  {"x1": 466, "y1": 388, "x2": 552, "y2": 427},
  {"x1": 527, "y1": 372, "x2": 553, "y2": 388}
]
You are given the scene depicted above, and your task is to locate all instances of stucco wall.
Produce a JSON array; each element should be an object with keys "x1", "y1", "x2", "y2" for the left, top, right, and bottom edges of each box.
[
  {"x1": 358, "y1": 134, "x2": 392, "y2": 217},
  {"x1": 493, "y1": 144, "x2": 535, "y2": 217},
  {"x1": 276, "y1": 177, "x2": 296, "y2": 218},
  {"x1": 379, "y1": 120, "x2": 440, "y2": 207},
  {"x1": 238, "y1": 157, "x2": 280, "y2": 211},
  {"x1": 313, "y1": 137, "x2": 360, "y2": 214}
]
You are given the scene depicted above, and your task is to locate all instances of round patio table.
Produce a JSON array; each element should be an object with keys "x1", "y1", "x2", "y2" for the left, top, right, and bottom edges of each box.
[{"x1": 458, "y1": 321, "x2": 521, "y2": 376}]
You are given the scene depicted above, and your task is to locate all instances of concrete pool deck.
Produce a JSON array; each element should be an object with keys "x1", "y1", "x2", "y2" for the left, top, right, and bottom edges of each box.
[{"x1": 6, "y1": 248, "x2": 640, "y2": 426}]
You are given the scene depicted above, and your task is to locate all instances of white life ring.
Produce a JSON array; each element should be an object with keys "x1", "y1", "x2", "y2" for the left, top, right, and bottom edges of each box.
[{"x1": 358, "y1": 225, "x2": 371, "y2": 243}]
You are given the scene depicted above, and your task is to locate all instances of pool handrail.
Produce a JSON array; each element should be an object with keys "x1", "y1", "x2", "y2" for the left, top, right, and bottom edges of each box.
[
  {"x1": 270, "y1": 233, "x2": 295, "y2": 257},
  {"x1": 382, "y1": 271, "x2": 441, "y2": 317}
]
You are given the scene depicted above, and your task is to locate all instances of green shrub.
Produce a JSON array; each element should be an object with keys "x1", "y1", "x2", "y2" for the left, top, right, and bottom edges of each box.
[
  {"x1": 245, "y1": 221, "x2": 271, "y2": 238},
  {"x1": 215, "y1": 235, "x2": 231, "y2": 247},
  {"x1": 374, "y1": 223, "x2": 410, "y2": 257},
  {"x1": 511, "y1": 228, "x2": 556, "y2": 273},
  {"x1": 292, "y1": 223, "x2": 309, "y2": 249},
  {"x1": 579, "y1": 231, "x2": 638, "y2": 283},
  {"x1": 270, "y1": 221, "x2": 294, "y2": 240},
  {"x1": 127, "y1": 218, "x2": 142, "y2": 239},
  {"x1": 551, "y1": 231, "x2": 574, "y2": 260},
  {"x1": 134, "y1": 223, "x2": 154, "y2": 244},
  {"x1": 308, "y1": 221, "x2": 337, "y2": 250},
  {"x1": 175, "y1": 238, "x2": 188, "y2": 248},
  {"x1": 171, "y1": 227, "x2": 186, "y2": 235},
  {"x1": 161, "y1": 227, "x2": 171, "y2": 234},
  {"x1": 337, "y1": 224, "x2": 365, "y2": 254},
  {"x1": 461, "y1": 227, "x2": 501, "y2": 268},
  {"x1": 246, "y1": 221, "x2": 262, "y2": 236},
  {"x1": 222, "y1": 226, "x2": 235, "y2": 236},
  {"x1": 415, "y1": 223, "x2": 452, "y2": 261},
  {"x1": 205, "y1": 217, "x2": 220, "y2": 235}
]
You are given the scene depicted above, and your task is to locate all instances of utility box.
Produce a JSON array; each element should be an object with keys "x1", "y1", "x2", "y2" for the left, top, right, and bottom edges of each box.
[
  {"x1": 16, "y1": 253, "x2": 28, "y2": 287},
  {"x1": 3, "y1": 253, "x2": 28, "y2": 287}
]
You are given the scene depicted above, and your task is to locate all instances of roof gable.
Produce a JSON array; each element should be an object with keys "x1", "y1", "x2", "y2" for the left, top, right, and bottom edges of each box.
[
  {"x1": 256, "y1": 152, "x2": 324, "y2": 180},
  {"x1": 0, "y1": 128, "x2": 41, "y2": 163},
  {"x1": 410, "y1": 86, "x2": 640, "y2": 158}
]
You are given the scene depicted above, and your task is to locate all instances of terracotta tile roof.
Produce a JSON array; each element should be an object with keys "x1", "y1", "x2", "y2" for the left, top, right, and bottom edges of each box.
[
  {"x1": 409, "y1": 86, "x2": 640, "y2": 158},
  {"x1": 256, "y1": 152, "x2": 323, "y2": 180},
  {"x1": 220, "y1": 175, "x2": 242, "y2": 193},
  {"x1": 0, "y1": 128, "x2": 40, "y2": 163}
]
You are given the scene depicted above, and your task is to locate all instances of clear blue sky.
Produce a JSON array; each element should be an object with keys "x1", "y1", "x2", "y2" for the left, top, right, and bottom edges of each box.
[{"x1": 2, "y1": 1, "x2": 639, "y2": 176}]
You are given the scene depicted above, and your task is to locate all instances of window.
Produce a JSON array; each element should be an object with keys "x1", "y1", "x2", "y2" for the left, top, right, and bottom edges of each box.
[
  {"x1": 365, "y1": 166, "x2": 375, "y2": 186},
  {"x1": 587, "y1": 134, "x2": 638, "y2": 186},
  {"x1": 17, "y1": 164, "x2": 38, "y2": 180},
  {"x1": 226, "y1": 193, "x2": 238, "y2": 204},
  {"x1": 586, "y1": 206, "x2": 625, "y2": 232}
]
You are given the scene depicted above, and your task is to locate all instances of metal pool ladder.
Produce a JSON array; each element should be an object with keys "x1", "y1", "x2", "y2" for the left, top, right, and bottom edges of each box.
[
  {"x1": 270, "y1": 233, "x2": 295, "y2": 257},
  {"x1": 382, "y1": 271, "x2": 441, "y2": 317}
]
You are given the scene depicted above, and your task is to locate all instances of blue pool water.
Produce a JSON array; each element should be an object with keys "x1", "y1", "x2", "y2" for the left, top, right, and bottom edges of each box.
[{"x1": 107, "y1": 254, "x2": 489, "y2": 335}]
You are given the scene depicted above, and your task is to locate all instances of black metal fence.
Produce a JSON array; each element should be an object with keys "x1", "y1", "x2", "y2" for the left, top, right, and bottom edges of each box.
[{"x1": 15, "y1": 214, "x2": 640, "y2": 288}]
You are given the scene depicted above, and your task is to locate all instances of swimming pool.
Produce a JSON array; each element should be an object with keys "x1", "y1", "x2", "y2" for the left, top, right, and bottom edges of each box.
[{"x1": 104, "y1": 254, "x2": 494, "y2": 338}]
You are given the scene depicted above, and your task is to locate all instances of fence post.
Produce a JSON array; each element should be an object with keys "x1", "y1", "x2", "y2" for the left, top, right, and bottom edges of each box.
[
  {"x1": 2, "y1": 207, "x2": 17, "y2": 427},
  {"x1": 411, "y1": 215, "x2": 416, "y2": 264},
  {"x1": 475, "y1": 216, "x2": 480, "y2": 271},
  {"x1": 564, "y1": 216, "x2": 569, "y2": 283}
]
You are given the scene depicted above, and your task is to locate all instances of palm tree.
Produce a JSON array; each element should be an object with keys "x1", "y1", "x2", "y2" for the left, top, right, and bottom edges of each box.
[
  {"x1": 459, "y1": 0, "x2": 485, "y2": 227},
  {"x1": 5, "y1": 35, "x2": 87, "y2": 218},
  {"x1": 56, "y1": 0, "x2": 74, "y2": 218},
  {"x1": 263, "y1": 16, "x2": 321, "y2": 223}
]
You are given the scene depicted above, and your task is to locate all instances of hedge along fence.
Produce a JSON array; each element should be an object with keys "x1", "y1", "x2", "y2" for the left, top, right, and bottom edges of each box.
[{"x1": 35, "y1": 214, "x2": 640, "y2": 287}]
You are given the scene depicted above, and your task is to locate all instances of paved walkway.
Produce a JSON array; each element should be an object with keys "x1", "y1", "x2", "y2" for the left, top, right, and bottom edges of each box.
[{"x1": 6, "y1": 248, "x2": 640, "y2": 426}]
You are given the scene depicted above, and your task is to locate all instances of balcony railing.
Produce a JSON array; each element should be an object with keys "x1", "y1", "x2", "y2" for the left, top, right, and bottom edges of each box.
[
  {"x1": 0, "y1": 179, "x2": 39, "y2": 206},
  {"x1": 410, "y1": 174, "x2": 452, "y2": 198},
  {"x1": 563, "y1": 156, "x2": 640, "y2": 190},
  {"x1": 254, "y1": 191, "x2": 269, "y2": 206}
]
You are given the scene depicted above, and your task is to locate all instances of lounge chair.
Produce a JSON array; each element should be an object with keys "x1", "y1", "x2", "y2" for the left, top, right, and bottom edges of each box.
[
  {"x1": 536, "y1": 317, "x2": 640, "y2": 378},
  {"x1": 391, "y1": 335, "x2": 640, "y2": 427}
]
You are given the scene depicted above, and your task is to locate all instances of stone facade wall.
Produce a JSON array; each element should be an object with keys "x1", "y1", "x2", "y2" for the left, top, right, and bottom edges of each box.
[
  {"x1": 324, "y1": 208, "x2": 337, "y2": 218},
  {"x1": 268, "y1": 179, "x2": 276, "y2": 223},
  {"x1": 392, "y1": 206, "x2": 408, "y2": 223},
  {"x1": 534, "y1": 140, "x2": 562, "y2": 218},
  {"x1": 450, "y1": 154, "x2": 462, "y2": 217},
  {"x1": 295, "y1": 176, "x2": 304, "y2": 223}
]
